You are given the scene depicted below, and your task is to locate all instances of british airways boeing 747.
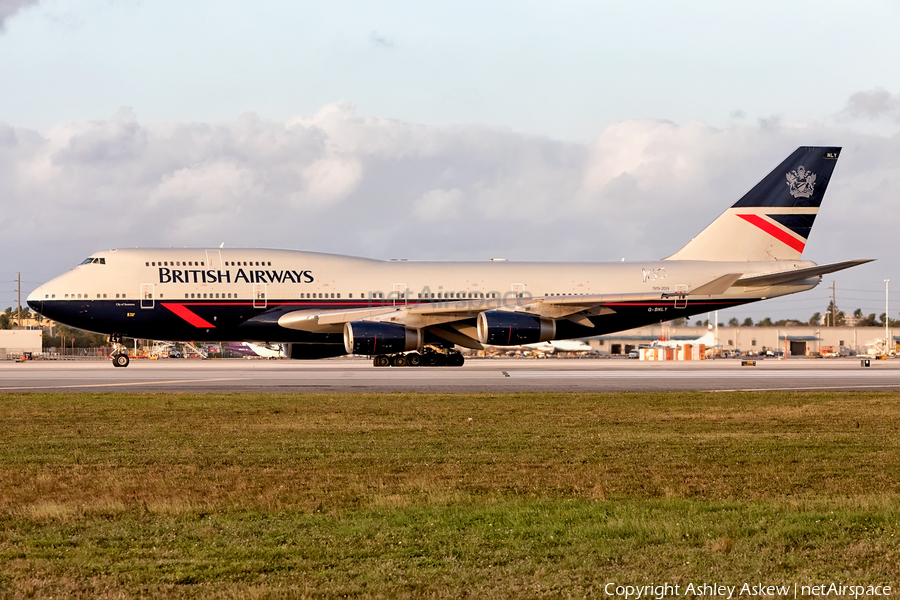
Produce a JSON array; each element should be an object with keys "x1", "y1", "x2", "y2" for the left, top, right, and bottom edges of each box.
[{"x1": 28, "y1": 147, "x2": 871, "y2": 367}]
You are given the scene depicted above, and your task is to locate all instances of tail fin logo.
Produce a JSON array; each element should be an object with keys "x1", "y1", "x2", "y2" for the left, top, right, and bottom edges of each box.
[{"x1": 786, "y1": 167, "x2": 816, "y2": 199}]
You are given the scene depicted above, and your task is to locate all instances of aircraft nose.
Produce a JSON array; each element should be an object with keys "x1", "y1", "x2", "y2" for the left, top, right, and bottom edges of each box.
[{"x1": 26, "y1": 285, "x2": 44, "y2": 312}]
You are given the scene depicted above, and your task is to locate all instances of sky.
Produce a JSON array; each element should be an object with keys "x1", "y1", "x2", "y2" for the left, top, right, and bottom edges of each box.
[{"x1": 2, "y1": 0, "x2": 900, "y2": 324}]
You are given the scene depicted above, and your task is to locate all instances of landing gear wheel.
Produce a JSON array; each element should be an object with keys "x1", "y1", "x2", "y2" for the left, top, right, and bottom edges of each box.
[
  {"x1": 373, "y1": 355, "x2": 391, "y2": 367},
  {"x1": 424, "y1": 352, "x2": 440, "y2": 366},
  {"x1": 406, "y1": 352, "x2": 422, "y2": 367},
  {"x1": 448, "y1": 352, "x2": 464, "y2": 367},
  {"x1": 108, "y1": 334, "x2": 129, "y2": 367},
  {"x1": 391, "y1": 354, "x2": 408, "y2": 367}
]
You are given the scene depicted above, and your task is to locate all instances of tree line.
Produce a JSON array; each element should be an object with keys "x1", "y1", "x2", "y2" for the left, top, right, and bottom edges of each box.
[
  {"x1": 1, "y1": 307, "x2": 107, "y2": 347},
  {"x1": 668, "y1": 302, "x2": 900, "y2": 328}
]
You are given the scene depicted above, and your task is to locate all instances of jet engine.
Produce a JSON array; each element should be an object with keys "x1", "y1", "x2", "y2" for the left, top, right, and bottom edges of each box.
[
  {"x1": 477, "y1": 310, "x2": 556, "y2": 346},
  {"x1": 344, "y1": 321, "x2": 422, "y2": 355}
]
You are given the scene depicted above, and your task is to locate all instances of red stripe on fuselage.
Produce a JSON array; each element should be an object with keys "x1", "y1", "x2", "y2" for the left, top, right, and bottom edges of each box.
[
  {"x1": 162, "y1": 303, "x2": 216, "y2": 328},
  {"x1": 736, "y1": 214, "x2": 806, "y2": 253}
]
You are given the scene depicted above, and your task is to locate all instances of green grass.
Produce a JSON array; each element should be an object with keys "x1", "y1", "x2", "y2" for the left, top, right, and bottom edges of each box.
[{"x1": 1, "y1": 391, "x2": 898, "y2": 598}]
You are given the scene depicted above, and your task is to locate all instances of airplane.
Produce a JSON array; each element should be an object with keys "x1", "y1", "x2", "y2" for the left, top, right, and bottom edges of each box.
[
  {"x1": 27, "y1": 146, "x2": 871, "y2": 368},
  {"x1": 648, "y1": 331, "x2": 716, "y2": 349},
  {"x1": 223, "y1": 341, "x2": 285, "y2": 359},
  {"x1": 522, "y1": 339, "x2": 596, "y2": 356}
]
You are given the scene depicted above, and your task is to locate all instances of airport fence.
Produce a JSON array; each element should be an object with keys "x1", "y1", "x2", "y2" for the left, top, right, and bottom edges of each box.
[{"x1": 1, "y1": 348, "x2": 112, "y2": 361}]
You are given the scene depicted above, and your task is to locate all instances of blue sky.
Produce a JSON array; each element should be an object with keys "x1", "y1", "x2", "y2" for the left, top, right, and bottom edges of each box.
[{"x1": 2, "y1": 0, "x2": 900, "y2": 323}]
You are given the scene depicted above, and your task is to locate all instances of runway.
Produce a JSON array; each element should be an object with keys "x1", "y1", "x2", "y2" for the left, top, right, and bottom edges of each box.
[{"x1": 2, "y1": 357, "x2": 898, "y2": 392}]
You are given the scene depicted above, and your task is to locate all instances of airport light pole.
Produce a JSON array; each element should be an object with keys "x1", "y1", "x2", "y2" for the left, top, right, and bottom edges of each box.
[{"x1": 886, "y1": 279, "x2": 890, "y2": 355}]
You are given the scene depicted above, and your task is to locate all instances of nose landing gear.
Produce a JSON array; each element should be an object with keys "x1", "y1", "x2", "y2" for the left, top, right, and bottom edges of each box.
[{"x1": 109, "y1": 334, "x2": 130, "y2": 367}]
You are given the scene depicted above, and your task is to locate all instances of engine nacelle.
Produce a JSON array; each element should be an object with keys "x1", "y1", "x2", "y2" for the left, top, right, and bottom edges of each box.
[
  {"x1": 343, "y1": 321, "x2": 422, "y2": 355},
  {"x1": 477, "y1": 310, "x2": 556, "y2": 346}
]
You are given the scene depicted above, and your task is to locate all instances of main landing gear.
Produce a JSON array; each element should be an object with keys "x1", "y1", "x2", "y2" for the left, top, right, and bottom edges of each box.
[
  {"x1": 373, "y1": 346, "x2": 465, "y2": 367},
  {"x1": 109, "y1": 334, "x2": 130, "y2": 368}
]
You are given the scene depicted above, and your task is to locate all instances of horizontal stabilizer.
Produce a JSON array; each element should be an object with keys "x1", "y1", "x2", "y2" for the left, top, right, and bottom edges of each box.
[
  {"x1": 734, "y1": 259, "x2": 873, "y2": 287},
  {"x1": 685, "y1": 273, "x2": 744, "y2": 296}
]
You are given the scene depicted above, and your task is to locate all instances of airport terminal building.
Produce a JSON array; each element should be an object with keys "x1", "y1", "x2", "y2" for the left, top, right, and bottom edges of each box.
[{"x1": 590, "y1": 326, "x2": 896, "y2": 357}]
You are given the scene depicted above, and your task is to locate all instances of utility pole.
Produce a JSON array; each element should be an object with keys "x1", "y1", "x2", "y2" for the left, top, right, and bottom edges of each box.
[
  {"x1": 17, "y1": 272, "x2": 21, "y2": 326},
  {"x1": 832, "y1": 281, "x2": 836, "y2": 327},
  {"x1": 886, "y1": 279, "x2": 890, "y2": 355}
]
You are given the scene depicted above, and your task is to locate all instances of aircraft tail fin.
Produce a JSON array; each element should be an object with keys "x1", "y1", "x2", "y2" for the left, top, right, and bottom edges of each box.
[{"x1": 664, "y1": 147, "x2": 841, "y2": 261}]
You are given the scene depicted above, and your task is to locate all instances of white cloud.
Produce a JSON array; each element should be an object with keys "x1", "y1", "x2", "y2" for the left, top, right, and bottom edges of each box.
[
  {"x1": 301, "y1": 157, "x2": 363, "y2": 205},
  {"x1": 3, "y1": 101, "x2": 900, "y2": 305},
  {"x1": 840, "y1": 88, "x2": 900, "y2": 121},
  {"x1": 413, "y1": 188, "x2": 463, "y2": 221},
  {"x1": 0, "y1": 0, "x2": 38, "y2": 32}
]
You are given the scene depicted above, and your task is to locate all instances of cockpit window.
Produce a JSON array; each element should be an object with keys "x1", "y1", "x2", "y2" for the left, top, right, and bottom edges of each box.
[
  {"x1": 79, "y1": 257, "x2": 106, "y2": 265},
  {"x1": 80, "y1": 258, "x2": 93, "y2": 265}
]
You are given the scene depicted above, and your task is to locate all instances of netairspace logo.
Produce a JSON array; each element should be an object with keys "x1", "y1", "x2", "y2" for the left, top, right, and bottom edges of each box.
[{"x1": 604, "y1": 582, "x2": 892, "y2": 599}]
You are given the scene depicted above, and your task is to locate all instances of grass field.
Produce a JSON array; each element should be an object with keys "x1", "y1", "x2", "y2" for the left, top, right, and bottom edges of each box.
[{"x1": 1, "y1": 391, "x2": 898, "y2": 598}]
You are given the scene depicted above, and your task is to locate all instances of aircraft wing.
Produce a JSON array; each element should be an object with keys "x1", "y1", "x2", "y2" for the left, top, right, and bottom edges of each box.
[
  {"x1": 273, "y1": 260, "x2": 872, "y2": 347},
  {"x1": 274, "y1": 292, "x2": 664, "y2": 339}
]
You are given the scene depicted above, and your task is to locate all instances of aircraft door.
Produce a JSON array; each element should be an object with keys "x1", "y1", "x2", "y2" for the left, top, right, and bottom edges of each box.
[
  {"x1": 674, "y1": 284, "x2": 688, "y2": 309},
  {"x1": 511, "y1": 283, "x2": 525, "y2": 298},
  {"x1": 253, "y1": 284, "x2": 267, "y2": 308},
  {"x1": 140, "y1": 284, "x2": 154, "y2": 309},
  {"x1": 206, "y1": 249, "x2": 222, "y2": 270},
  {"x1": 392, "y1": 283, "x2": 407, "y2": 306}
]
